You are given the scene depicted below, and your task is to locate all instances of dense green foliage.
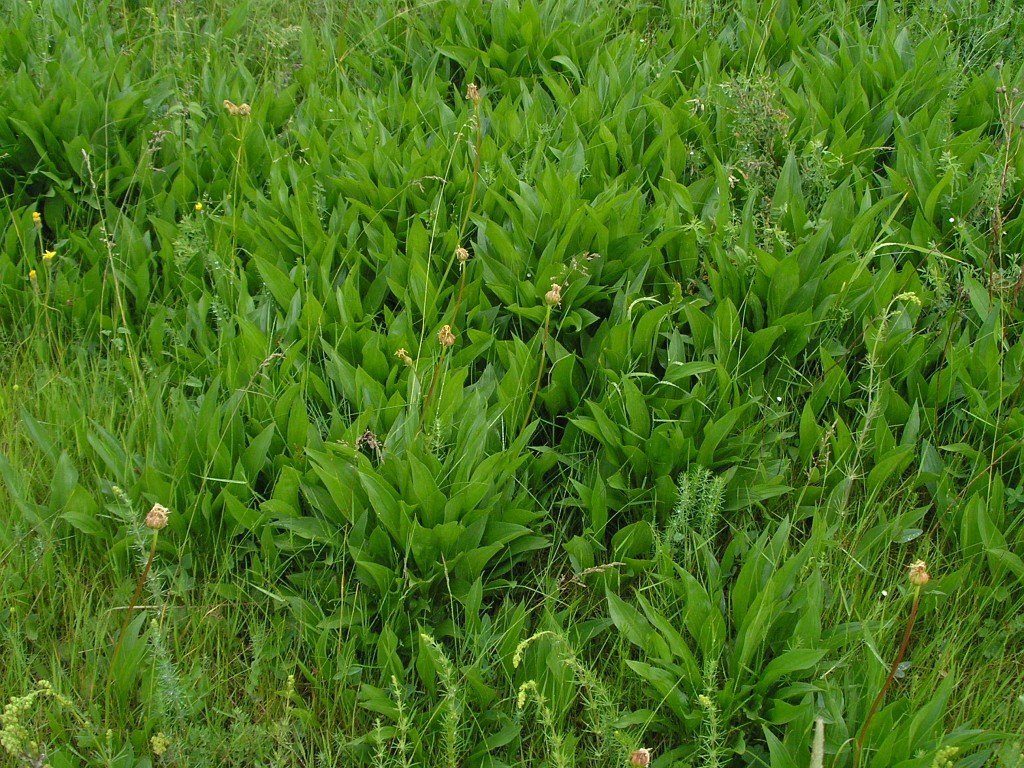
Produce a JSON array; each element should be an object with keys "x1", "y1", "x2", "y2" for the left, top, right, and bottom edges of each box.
[{"x1": 2, "y1": 0, "x2": 1023, "y2": 766}]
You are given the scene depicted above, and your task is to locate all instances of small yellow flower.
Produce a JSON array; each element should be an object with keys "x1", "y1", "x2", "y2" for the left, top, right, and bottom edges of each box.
[
  {"x1": 151, "y1": 732, "x2": 170, "y2": 757},
  {"x1": 32, "y1": 211, "x2": 42, "y2": 226},
  {"x1": 194, "y1": 202, "x2": 203, "y2": 211},
  {"x1": 28, "y1": 269, "x2": 37, "y2": 282},
  {"x1": 42, "y1": 250, "x2": 56, "y2": 263}
]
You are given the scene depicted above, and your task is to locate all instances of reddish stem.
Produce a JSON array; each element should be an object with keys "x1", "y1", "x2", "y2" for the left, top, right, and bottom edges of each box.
[{"x1": 854, "y1": 587, "x2": 921, "y2": 768}]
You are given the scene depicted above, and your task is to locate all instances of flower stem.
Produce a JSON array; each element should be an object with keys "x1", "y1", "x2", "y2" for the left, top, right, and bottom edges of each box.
[
  {"x1": 854, "y1": 586, "x2": 922, "y2": 768},
  {"x1": 520, "y1": 304, "x2": 552, "y2": 438},
  {"x1": 108, "y1": 531, "x2": 159, "y2": 687}
]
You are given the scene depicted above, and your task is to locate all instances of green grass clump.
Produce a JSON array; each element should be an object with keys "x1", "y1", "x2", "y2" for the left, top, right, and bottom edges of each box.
[{"x1": 2, "y1": 0, "x2": 1024, "y2": 766}]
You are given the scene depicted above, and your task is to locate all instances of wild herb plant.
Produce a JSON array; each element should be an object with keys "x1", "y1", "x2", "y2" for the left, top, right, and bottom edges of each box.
[{"x1": 2, "y1": 0, "x2": 1023, "y2": 765}]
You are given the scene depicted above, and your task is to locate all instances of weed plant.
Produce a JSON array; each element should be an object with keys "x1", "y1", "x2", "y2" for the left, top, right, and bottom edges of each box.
[{"x1": 2, "y1": 0, "x2": 1024, "y2": 766}]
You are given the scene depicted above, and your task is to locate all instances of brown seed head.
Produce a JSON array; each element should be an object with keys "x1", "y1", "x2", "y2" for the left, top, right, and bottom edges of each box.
[
  {"x1": 394, "y1": 348, "x2": 413, "y2": 367},
  {"x1": 438, "y1": 324, "x2": 456, "y2": 348},
  {"x1": 145, "y1": 503, "x2": 170, "y2": 530},
  {"x1": 630, "y1": 748, "x2": 652, "y2": 767},
  {"x1": 466, "y1": 83, "x2": 480, "y2": 105},
  {"x1": 455, "y1": 246, "x2": 470, "y2": 265},
  {"x1": 223, "y1": 99, "x2": 251, "y2": 116},
  {"x1": 908, "y1": 559, "x2": 930, "y2": 587},
  {"x1": 544, "y1": 283, "x2": 562, "y2": 306}
]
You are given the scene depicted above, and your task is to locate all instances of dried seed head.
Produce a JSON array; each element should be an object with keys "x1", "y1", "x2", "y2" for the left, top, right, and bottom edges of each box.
[
  {"x1": 145, "y1": 503, "x2": 170, "y2": 530},
  {"x1": 630, "y1": 748, "x2": 652, "y2": 767},
  {"x1": 438, "y1": 324, "x2": 456, "y2": 348},
  {"x1": 223, "y1": 99, "x2": 251, "y2": 116},
  {"x1": 466, "y1": 83, "x2": 480, "y2": 105},
  {"x1": 996, "y1": 86, "x2": 1007, "y2": 95},
  {"x1": 544, "y1": 283, "x2": 562, "y2": 306},
  {"x1": 455, "y1": 246, "x2": 470, "y2": 265},
  {"x1": 394, "y1": 348, "x2": 413, "y2": 367},
  {"x1": 908, "y1": 559, "x2": 930, "y2": 587}
]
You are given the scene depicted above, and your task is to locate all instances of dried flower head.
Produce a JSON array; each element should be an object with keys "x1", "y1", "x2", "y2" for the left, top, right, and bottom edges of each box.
[
  {"x1": 466, "y1": 83, "x2": 480, "y2": 105},
  {"x1": 356, "y1": 429, "x2": 379, "y2": 449},
  {"x1": 630, "y1": 748, "x2": 652, "y2": 767},
  {"x1": 438, "y1": 324, "x2": 456, "y2": 348},
  {"x1": 145, "y1": 503, "x2": 170, "y2": 530},
  {"x1": 455, "y1": 246, "x2": 470, "y2": 265},
  {"x1": 394, "y1": 348, "x2": 413, "y2": 367},
  {"x1": 544, "y1": 283, "x2": 562, "y2": 306},
  {"x1": 908, "y1": 559, "x2": 930, "y2": 587},
  {"x1": 223, "y1": 99, "x2": 251, "y2": 116}
]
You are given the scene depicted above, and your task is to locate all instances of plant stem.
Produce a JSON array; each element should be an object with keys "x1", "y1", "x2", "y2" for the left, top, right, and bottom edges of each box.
[
  {"x1": 854, "y1": 586, "x2": 922, "y2": 768},
  {"x1": 520, "y1": 305, "x2": 552, "y2": 438},
  {"x1": 416, "y1": 347, "x2": 449, "y2": 436},
  {"x1": 108, "y1": 531, "x2": 159, "y2": 687}
]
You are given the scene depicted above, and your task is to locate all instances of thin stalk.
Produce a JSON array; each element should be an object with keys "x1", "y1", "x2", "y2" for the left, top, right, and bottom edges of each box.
[
  {"x1": 416, "y1": 346, "x2": 450, "y2": 436},
  {"x1": 520, "y1": 304, "x2": 552, "y2": 438},
  {"x1": 854, "y1": 585, "x2": 922, "y2": 768},
  {"x1": 108, "y1": 531, "x2": 159, "y2": 687}
]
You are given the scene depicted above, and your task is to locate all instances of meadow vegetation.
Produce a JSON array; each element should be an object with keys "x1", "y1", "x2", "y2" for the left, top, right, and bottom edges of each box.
[{"x1": 1, "y1": 0, "x2": 1023, "y2": 765}]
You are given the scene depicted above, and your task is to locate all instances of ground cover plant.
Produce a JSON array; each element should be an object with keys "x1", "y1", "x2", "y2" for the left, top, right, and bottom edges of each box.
[{"x1": 1, "y1": 0, "x2": 1023, "y2": 765}]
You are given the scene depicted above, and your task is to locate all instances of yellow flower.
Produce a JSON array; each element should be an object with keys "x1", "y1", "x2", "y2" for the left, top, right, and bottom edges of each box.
[
  {"x1": 28, "y1": 269, "x2": 37, "y2": 281},
  {"x1": 32, "y1": 211, "x2": 42, "y2": 227},
  {"x1": 150, "y1": 732, "x2": 170, "y2": 757},
  {"x1": 194, "y1": 202, "x2": 203, "y2": 211},
  {"x1": 42, "y1": 250, "x2": 56, "y2": 263}
]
